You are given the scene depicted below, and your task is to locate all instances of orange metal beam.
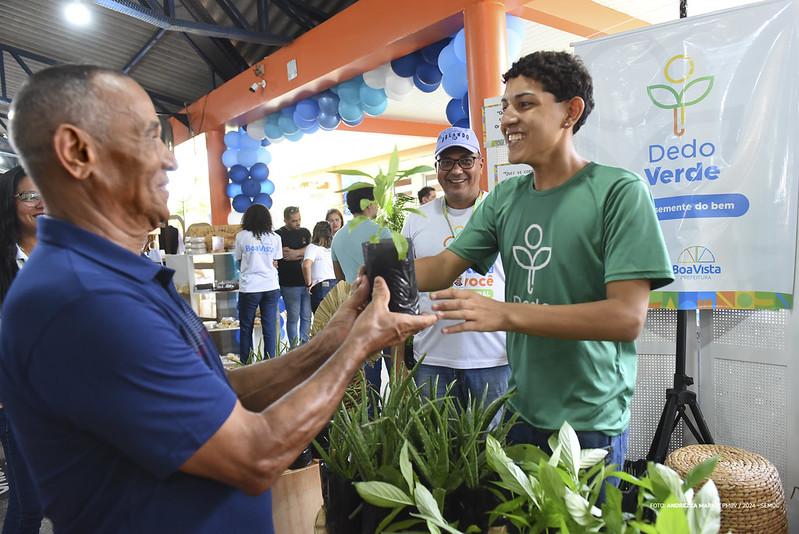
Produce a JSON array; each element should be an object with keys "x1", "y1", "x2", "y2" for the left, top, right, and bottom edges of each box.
[
  {"x1": 510, "y1": 0, "x2": 649, "y2": 38},
  {"x1": 171, "y1": 0, "x2": 532, "y2": 144},
  {"x1": 205, "y1": 127, "x2": 231, "y2": 225},
  {"x1": 343, "y1": 116, "x2": 448, "y2": 138}
]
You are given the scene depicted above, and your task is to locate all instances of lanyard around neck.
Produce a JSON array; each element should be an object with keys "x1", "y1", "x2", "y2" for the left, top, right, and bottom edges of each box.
[{"x1": 441, "y1": 191, "x2": 483, "y2": 239}]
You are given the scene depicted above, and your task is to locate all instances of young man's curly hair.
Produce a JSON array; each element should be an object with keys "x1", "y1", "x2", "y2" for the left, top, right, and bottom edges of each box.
[{"x1": 503, "y1": 51, "x2": 595, "y2": 134}]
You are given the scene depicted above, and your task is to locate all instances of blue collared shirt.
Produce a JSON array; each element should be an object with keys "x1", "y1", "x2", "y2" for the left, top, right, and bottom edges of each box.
[{"x1": 0, "y1": 217, "x2": 273, "y2": 533}]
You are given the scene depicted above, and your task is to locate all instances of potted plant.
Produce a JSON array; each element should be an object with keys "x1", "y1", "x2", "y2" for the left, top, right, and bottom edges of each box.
[
  {"x1": 315, "y1": 362, "x2": 515, "y2": 533},
  {"x1": 336, "y1": 148, "x2": 432, "y2": 314}
]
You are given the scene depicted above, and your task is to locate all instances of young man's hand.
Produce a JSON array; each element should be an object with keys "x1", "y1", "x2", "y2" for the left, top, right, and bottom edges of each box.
[{"x1": 430, "y1": 288, "x2": 508, "y2": 334}]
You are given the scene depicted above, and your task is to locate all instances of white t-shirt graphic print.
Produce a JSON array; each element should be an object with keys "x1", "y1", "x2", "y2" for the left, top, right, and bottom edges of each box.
[
  {"x1": 234, "y1": 230, "x2": 283, "y2": 293},
  {"x1": 402, "y1": 196, "x2": 507, "y2": 369}
]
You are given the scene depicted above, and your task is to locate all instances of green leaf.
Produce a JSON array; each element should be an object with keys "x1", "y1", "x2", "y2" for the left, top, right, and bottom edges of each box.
[
  {"x1": 646, "y1": 84, "x2": 681, "y2": 109},
  {"x1": 384, "y1": 517, "x2": 425, "y2": 532},
  {"x1": 335, "y1": 169, "x2": 374, "y2": 178},
  {"x1": 354, "y1": 481, "x2": 414, "y2": 508},
  {"x1": 387, "y1": 147, "x2": 400, "y2": 181},
  {"x1": 564, "y1": 489, "x2": 596, "y2": 527},
  {"x1": 337, "y1": 181, "x2": 375, "y2": 194},
  {"x1": 400, "y1": 441, "x2": 414, "y2": 493},
  {"x1": 376, "y1": 506, "x2": 405, "y2": 533},
  {"x1": 580, "y1": 448, "x2": 609, "y2": 469},
  {"x1": 648, "y1": 463, "x2": 685, "y2": 504},
  {"x1": 391, "y1": 230, "x2": 409, "y2": 260},
  {"x1": 558, "y1": 421, "x2": 581, "y2": 480},
  {"x1": 539, "y1": 462, "x2": 566, "y2": 501},
  {"x1": 399, "y1": 165, "x2": 435, "y2": 177},
  {"x1": 680, "y1": 76, "x2": 714, "y2": 107},
  {"x1": 682, "y1": 456, "x2": 718, "y2": 491},
  {"x1": 601, "y1": 484, "x2": 625, "y2": 534},
  {"x1": 414, "y1": 483, "x2": 445, "y2": 523},
  {"x1": 360, "y1": 198, "x2": 374, "y2": 213},
  {"x1": 689, "y1": 479, "x2": 721, "y2": 534},
  {"x1": 655, "y1": 495, "x2": 690, "y2": 534},
  {"x1": 605, "y1": 470, "x2": 652, "y2": 491},
  {"x1": 404, "y1": 207, "x2": 426, "y2": 218},
  {"x1": 629, "y1": 520, "x2": 659, "y2": 534},
  {"x1": 506, "y1": 443, "x2": 550, "y2": 467}
]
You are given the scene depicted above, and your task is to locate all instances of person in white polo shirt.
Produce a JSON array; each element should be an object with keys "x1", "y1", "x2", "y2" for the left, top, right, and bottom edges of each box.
[
  {"x1": 402, "y1": 127, "x2": 509, "y2": 421},
  {"x1": 235, "y1": 204, "x2": 283, "y2": 362}
]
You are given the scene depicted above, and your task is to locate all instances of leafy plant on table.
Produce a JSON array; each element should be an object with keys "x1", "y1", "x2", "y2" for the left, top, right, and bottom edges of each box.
[
  {"x1": 336, "y1": 147, "x2": 432, "y2": 260},
  {"x1": 484, "y1": 421, "x2": 722, "y2": 533}
]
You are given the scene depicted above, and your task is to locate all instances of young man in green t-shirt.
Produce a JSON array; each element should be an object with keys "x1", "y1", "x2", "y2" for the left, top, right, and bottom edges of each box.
[{"x1": 415, "y1": 51, "x2": 674, "y2": 471}]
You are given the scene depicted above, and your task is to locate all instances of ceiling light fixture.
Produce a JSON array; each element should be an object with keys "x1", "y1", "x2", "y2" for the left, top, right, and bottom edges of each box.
[{"x1": 64, "y1": 1, "x2": 92, "y2": 27}]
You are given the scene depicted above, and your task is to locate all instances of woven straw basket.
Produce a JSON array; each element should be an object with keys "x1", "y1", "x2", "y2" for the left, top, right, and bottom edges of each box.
[{"x1": 666, "y1": 445, "x2": 787, "y2": 533}]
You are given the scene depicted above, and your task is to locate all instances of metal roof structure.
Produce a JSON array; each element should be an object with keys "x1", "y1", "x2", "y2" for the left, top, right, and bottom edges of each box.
[{"x1": 0, "y1": 0, "x2": 356, "y2": 140}]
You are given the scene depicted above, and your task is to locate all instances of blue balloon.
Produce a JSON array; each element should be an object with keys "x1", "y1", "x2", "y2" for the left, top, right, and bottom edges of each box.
[
  {"x1": 239, "y1": 134, "x2": 261, "y2": 150},
  {"x1": 391, "y1": 52, "x2": 421, "y2": 78},
  {"x1": 421, "y1": 38, "x2": 451, "y2": 65},
  {"x1": 453, "y1": 28, "x2": 467, "y2": 63},
  {"x1": 506, "y1": 14, "x2": 525, "y2": 36},
  {"x1": 293, "y1": 109, "x2": 316, "y2": 129},
  {"x1": 226, "y1": 182, "x2": 242, "y2": 198},
  {"x1": 413, "y1": 73, "x2": 439, "y2": 93},
  {"x1": 250, "y1": 162, "x2": 269, "y2": 181},
  {"x1": 266, "y1": 113, "x2": 281, "y2": 125},
  {"x1": 261, "y1": 179, "x2": 276, "y2": 195},
  {"x1": 253, "y1": 193, "x2": 273, "y2": 208},
  {"x1": 318, "y1": 111, "x2": 340, "y2": 130},
  {"x1": 454, "y1": 117, "x2": 470, "y2": 128},
  {"x1": 359, "y1": 85, "x2": 386, "y2": 108},
  {"x1": 221, "y1": 149, "x2": 239, "y2": 168},
  {"x1": 446, "y1": 98, "x2": 467, "y2": 125},
  {"x1": 285, "y1": 130, "x2": 304, "y2": 142},
  {"x1": 238, "y1": 149, "x2": 258, "y2": 168},
  {"x1": 338, "y1": 83, "x2": 361, "y2": 104},
  {"x1": 264, "y1": 123, "x2": 284, "y2": 140},
  {"x1": 461, "y1": 93, "x2": 470, "y2": 116},
  {"x1": 224, "y1": 131, "x2": 241, "y2": 149},
  {"x1": 437, "y1": 42, "x2": 459, "y2": 76},
  {"x1": 441, "y1": 62, "x2": 468, "y2": 99},
  {"x1": 338, "y1": 100, "x2": 362, "y2": 122},
  {"x1": 362, "y1": 99, "x2": 388, "y2": 116},
  {"x1": 342, "y1": 115, "x2": 364, "y2": 127},
  {"x1": 298, "y1": 120, "x2": 319, "y2": 134},
  {"x1": 416, "y1": 62, "x2": 443, "y2": 85},
  {"x1": 232, "y1": 194, "x2": 252, "y2": 213},
  {"x1": 228, "y1": 164, "x2": 249, "y2": 183},
  {"x1": 296, "y1": 99, "x2": 320, "y2": 121},
  {"x1": 242, "y1": 178, "x2": 261, "y2": 197},
  {"x1": 278, "y1": 115, "x2": 298, "y2": 135},
  {"x1": 280, "y1": 105, "x2": 296, "y2": 118},
  {"x1": 255, "y1": 147, "x2": 272, "y2": 165},
  {"x1": 317, "y1": 91, "x2": 340, "y2": 115}
]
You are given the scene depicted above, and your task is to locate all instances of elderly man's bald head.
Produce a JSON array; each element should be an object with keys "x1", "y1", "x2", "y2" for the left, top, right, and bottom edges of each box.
[{"x1": 9, "y1": 65, "x2": 125, "y2": 182}]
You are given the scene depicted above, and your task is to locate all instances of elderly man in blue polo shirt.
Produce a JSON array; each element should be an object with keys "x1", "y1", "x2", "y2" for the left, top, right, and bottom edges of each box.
[{"x1": 0, "y1": 65, "x2": 436, "y2": 534}]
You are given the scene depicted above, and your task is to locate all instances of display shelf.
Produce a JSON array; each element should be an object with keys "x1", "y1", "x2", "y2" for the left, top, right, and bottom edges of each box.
[
  {"x1": 206, "y1": 326, "x2": 240, "y2": 333},
  {"x1": 195, "y1": 289, "x2": 239, "y2": 294}
]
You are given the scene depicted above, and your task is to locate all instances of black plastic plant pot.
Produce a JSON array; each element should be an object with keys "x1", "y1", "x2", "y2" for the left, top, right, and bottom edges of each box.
[{"x1": 362, "y1": 238, "x2": 420, "y2": 315}]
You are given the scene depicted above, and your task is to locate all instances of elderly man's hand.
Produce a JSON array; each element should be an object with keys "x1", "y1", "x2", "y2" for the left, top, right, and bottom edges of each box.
[
  {"x1": 319, "y1": 269, "x2": 371, "y2": 350},
  {"x1": 345, "y1": 276, "x2": 437, "y2": 355}
]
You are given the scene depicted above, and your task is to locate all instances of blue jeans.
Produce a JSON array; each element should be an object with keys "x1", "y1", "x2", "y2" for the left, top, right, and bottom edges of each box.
[
  {"x1": 505, "y1": 411, "x2": 629, "y2": 500},
  {"x1": 415, "y1": 364, "x2": 511, "y2": 428},
  {"x1": 0, "y1": 409, "x2": 43, "y2": 534},
  {"x1": 281, "y1": 286, "x2": 311, "y2": 347},
  {"x1": 310, "y1": 279, "x2": 338, "y2": 313},
  {"x1": 238, "y1": 289, "x2": 280, "y2": 362}
]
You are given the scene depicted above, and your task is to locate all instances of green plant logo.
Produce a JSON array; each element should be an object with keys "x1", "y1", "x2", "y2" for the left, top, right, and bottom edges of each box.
[{"x1": 647, "y1": 55, "x2": 714, "y2": 136}]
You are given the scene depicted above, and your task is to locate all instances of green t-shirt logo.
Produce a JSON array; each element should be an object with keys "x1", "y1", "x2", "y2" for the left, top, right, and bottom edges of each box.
[{"x1": 512, "y1": 224, "x2": 552, "y2": 294}]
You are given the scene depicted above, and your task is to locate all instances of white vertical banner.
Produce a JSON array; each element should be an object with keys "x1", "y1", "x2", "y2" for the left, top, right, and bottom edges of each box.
[{"x1": 574, "y1": 0, "x2": 799, "y2": 310}]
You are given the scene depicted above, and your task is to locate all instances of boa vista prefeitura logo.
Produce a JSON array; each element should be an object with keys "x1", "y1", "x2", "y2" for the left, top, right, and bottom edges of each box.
[
  {"x1": 673, "y1": 245, "x2": 722, "y2": 280},
  {"x1": 647, "y1": 55, "x2": 714, "y2": 137}
]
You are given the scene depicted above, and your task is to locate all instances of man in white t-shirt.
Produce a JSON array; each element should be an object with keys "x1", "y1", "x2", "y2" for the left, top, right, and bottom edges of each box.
[{"x1": 402, "y1": 127, "x2": 509, "y2": 418}]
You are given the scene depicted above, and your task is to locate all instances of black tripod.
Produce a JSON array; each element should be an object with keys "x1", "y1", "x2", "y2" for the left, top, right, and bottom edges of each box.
[{"x1": 646, "y1": 309, "x2": 714, "y2": 464}]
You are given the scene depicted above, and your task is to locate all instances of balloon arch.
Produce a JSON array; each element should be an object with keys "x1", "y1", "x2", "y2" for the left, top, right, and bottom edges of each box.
[{"x1": 220, "y1": 16, "x2": 524, "y2": 214}]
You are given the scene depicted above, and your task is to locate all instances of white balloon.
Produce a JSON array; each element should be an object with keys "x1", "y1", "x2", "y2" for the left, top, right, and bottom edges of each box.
[
  {"x1": 246, "y1": 119, "x2": 266, "y2": 140},
  {"x1": 363, "y1": 63, "x2": 389, "y2": 89},
  {"x1": 384, "y1": 73, "x2": 414, "y2": 100}
]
